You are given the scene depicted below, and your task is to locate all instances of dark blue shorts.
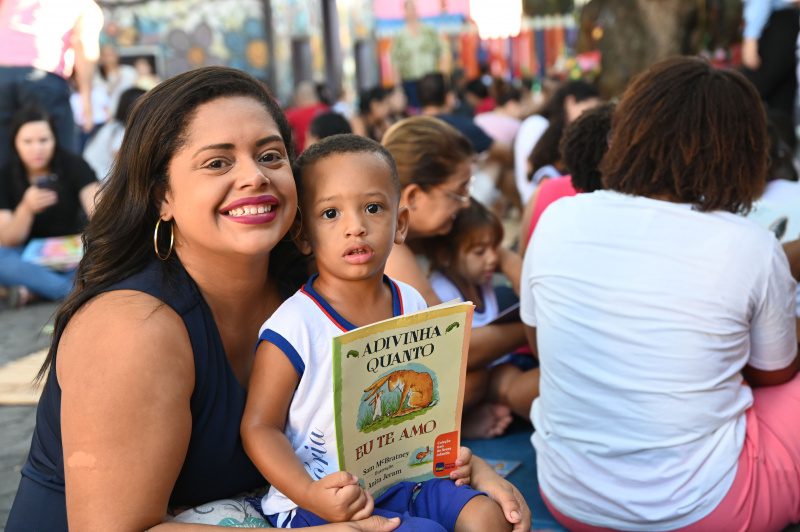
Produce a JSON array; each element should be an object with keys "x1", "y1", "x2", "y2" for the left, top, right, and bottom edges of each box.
[{"x1": 272, "y1": 479, "x2": 484, "y2": 531}]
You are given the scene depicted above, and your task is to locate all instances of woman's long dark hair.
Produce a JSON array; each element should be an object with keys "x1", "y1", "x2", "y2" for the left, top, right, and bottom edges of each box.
[{"x1": 38, "y1": 67, "x2": 301, "y2": 379}]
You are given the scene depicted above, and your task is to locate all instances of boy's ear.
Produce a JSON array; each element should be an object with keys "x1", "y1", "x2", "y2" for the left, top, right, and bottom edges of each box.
[
  {"x1": 291, "y1": 218, "x2": 314, "y2": 256},
  {"x1": 394, "y1": 204, "x2": 410, "y2": 245}
]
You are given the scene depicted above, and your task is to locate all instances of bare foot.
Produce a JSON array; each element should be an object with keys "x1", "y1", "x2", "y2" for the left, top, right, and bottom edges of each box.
[{"x1": 462, "y1": 402, "x2": 513, "y2": 439}]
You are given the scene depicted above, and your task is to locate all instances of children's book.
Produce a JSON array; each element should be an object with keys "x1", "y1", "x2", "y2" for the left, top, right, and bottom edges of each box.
[
  {"x1": 333, "y1": 300, "x2": 474, "y2": 497},
  {"x1": 21, "y1": 234, "x2": 83, "y2": 271}
]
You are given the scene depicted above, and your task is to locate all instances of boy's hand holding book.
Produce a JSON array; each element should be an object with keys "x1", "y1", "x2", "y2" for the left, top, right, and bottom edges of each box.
[
  {"x1": 305, "y1": 471, "x2": 375, "y2": 522},
  {"x1": 449, "y1": 446, "x2": 473, "y2": 487}
]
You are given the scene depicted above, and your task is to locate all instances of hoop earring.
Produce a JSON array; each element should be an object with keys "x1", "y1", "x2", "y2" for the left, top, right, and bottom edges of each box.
[{"x1": 153, "y1": 218, "x2": 174, "y2": 261}]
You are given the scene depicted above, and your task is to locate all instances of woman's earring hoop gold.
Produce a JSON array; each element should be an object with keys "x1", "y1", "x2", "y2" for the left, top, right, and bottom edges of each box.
[{"x1": 154, "y1": 218, "x2": 174, "y2": 261}]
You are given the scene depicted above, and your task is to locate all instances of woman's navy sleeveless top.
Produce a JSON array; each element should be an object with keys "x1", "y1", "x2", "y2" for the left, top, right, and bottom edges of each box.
[{"x1": 8, "y1": 259, "x2": 265, "y2": 529}]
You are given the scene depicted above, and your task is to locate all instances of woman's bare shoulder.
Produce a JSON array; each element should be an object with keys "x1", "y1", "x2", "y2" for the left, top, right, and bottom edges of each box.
[{"x1": 57, "y1": 289, "x2": 194, "y2": 392}]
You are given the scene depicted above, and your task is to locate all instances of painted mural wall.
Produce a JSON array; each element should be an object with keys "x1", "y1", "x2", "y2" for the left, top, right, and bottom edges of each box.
[
  {"x1": 100, "y1": 0, "x2": 330, "y2": 103},
  {"x1": 102, "y1": 0, "x2": 268, "y2": 77}
]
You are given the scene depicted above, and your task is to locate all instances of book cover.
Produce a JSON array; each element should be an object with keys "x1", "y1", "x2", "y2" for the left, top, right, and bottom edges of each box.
[
  {"x1": 21, "y1": 234, "x2": 83, "y2": 271},
  {"x1": 332, "y1": 301, "x2": 473, "y2": 496}
]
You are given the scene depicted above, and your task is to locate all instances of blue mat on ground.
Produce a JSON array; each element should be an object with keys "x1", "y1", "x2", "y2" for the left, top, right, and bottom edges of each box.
[{"x1": 463, "y1": 423, "x2": 566, "y2": 532}]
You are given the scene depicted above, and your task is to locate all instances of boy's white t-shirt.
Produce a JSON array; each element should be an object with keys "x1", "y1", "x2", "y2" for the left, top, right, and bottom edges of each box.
[
  {"x1": 257, "y1": 275, "x2": 427, "y2": 519},
  {"x1": 429, "y1": 270, "x2": 499, "y2": 327},
  {"x1": 520, "y1": 190, "x2": 797, "y2": 530}
]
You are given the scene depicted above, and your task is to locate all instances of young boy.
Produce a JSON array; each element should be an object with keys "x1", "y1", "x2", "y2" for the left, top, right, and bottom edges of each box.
[{"x1": 242, "y1": 135, "x2": 512, "y2": 531}]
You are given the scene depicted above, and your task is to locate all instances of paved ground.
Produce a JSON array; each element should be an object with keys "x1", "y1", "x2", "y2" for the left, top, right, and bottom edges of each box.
[{"x1": 0, "y1": 299, "x2": 58, "y2": 529}]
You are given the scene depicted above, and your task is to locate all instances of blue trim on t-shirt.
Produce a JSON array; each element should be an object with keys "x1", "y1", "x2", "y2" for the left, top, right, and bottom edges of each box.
[
  {"x1": 260, "y1": 329, "x2": 305, "y2": 377},
  {"x1": 302, "y1": 274, "x2": 405, "y2": 332},
  {"x1": 388, "y1": 278, "x2": 404, "y2": 316},
  {"x1": 302, "y1": 275, "x2": 358, "y2": 331}
]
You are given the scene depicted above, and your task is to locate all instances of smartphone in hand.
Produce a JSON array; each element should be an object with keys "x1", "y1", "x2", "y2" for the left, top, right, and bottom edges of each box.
[{"x1": 34, "y1": 174, "x2": 58, "y2": 190}]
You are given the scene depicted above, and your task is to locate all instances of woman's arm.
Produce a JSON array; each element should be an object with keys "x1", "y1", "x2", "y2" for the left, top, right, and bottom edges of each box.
[
  {"x1": 59, "y1": 290, "x2": 196, "y2": 531},
  {"x1": 78, "y1": 181, "x2": 101, "y2": 219},
  {"x1": 466, "y1": 324, "x2": 527, "y2": 369},
  {"x1": 242, "y1": 342, "x2": 373, "y2": 523},
  {"x1": 782, "y1": 239, "x2": 800, "y2": 282},
  {"x1": 743, "y1": 354, "x2": 799, "y2": 388},
  {"x1": 386, "y1": 243, "x2": 442, "y2": 306},
  {"x1": 0, "y1": 187, "x2": 58, "y2": 246}
]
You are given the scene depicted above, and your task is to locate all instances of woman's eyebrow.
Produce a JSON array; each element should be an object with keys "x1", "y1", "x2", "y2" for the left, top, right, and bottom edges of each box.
[
  {"x1": 192, "y1": 135, "x2": 284, "y2": 157},
  {"x1": 255, "y1": 135, "x2": 284, "y2": 147},
  {"x1": 193, "y1": 143, "x2": 233, "y2": 157}
]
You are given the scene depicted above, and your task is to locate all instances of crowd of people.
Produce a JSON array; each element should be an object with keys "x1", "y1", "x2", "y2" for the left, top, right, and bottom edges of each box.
[{"x1": 2, "y1": 0, "x2": 800, "y2": 531}]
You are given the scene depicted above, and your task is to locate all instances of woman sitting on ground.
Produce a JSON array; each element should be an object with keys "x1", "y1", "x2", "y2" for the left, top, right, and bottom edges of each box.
[
  {"x1": 0, "y1": 106, "x2": 99, "y2": 306},
  {"x1": 520, "y1": 56, "x2": 800, "y2": 531}
]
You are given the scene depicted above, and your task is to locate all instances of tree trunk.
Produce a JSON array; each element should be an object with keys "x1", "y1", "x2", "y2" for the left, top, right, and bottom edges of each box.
[{"x1": 577, "y1": 0, "x2": 741, "y2": 97}]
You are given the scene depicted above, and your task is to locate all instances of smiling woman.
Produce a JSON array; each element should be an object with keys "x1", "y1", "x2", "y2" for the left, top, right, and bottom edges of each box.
[
  {"x1": 158, "y1": 96, "x2": 296, "y2": 262},
  {"x1": 4, "y1": 67, "x2": 403, "y2": 532}
]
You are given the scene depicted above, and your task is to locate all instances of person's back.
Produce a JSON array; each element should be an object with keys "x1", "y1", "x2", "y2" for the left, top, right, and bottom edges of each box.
[
  {"x1": 0, "y1": 0, "x2": 92, "y2": 76},
  {"x1": 474, "y1": 81, "x2": 521, "y2": 146},
  {"x1": 474, "y1": 113, "x2": 519, "y2": 146},
  {"x1": 520, "y1": 56, "x2": 800, "y2": 532},
  {"x1": 525, "y1": 190, "x2": 795, "y2": 526},
  {"x1": 0, "y1": 0, "x2": 103, "y2": 162}
]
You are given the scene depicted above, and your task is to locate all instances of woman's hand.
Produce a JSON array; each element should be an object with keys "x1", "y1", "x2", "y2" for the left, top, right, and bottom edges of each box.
[
  {"x1": 470, "y1": 457, "x2": 531, "y2": 532},
  {"x1": 449, "y1": 446, "x2": 473, "y2": 486},
  {"x1": 21, "y1": 185, "x2": 58, "y2": 214},
  {"x1": 306, "y1": 472, "x2": 374, "y2": 522}
]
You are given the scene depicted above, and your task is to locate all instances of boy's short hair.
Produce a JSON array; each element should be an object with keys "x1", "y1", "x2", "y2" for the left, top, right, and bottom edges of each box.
[{"x1": 293, "y1": 134, "x2": 401, "y2": 204}]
